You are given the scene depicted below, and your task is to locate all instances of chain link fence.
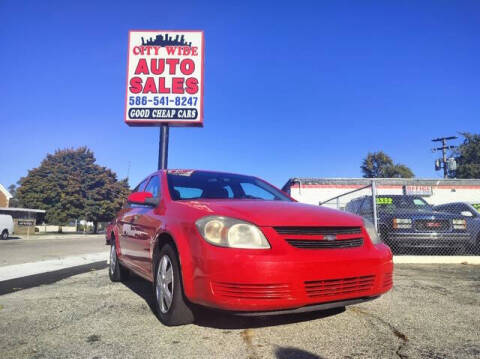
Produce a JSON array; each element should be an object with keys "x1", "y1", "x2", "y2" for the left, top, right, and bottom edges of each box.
[{"x1": 320, "y1": 182, "x2": 480, "y2": 256}]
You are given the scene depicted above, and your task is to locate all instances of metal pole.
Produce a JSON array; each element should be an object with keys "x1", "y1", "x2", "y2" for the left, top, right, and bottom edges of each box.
[
  {"x1": 371, "y1": 180, "x2": 378, "y2": 231},
  {"x1": 442, "y1": 138, "x2": 448, "y2": 178},
  {"x1": 158, "y1": 125, "x2": 169, "y2": 170}
]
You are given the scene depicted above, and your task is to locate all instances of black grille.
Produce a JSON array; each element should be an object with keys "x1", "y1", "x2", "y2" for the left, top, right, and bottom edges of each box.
[
  {"x1": 286, "y1": 238, "x2": 363, "y2": 249},
  {"x1": 414, "y1": 219, "x2": 449, "y2": 232},
  {"x1": 274, "y1": 226, "x2": 362, "y2": 236}
]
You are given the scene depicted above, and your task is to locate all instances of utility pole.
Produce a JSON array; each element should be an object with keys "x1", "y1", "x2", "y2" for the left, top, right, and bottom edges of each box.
[
  {"x1": 158, "y1": 125, "x2": 169, "y2": 170},
  {"x1": 432, "y1": 136, "x2": 457, "y2": 178}
]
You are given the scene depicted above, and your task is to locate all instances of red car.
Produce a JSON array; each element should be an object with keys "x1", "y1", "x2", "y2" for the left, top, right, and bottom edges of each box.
[{"x1": 107, "y1": 170, "x2": 393, "y2": 326}]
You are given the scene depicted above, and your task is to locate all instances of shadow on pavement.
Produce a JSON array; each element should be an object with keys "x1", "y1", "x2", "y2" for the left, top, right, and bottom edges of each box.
[
  {"x1": 2, "y1": 236, "x2": 22, "y2": 241},
  {"x1": 275, "y1": 347, "x2": 324, "y2": 359},
  {"x1": 0, "y1": 261, "x2": 107, "y2": 295},
  {"x1": 122, "y1": 273, "x2": 346, "y2": 329}
]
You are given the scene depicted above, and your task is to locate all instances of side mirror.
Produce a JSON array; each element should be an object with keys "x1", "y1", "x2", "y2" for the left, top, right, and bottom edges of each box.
[
  {"x1": 127, "y1": 191, "x2": 159, "y2": 207},
  {"x1": 461, "y1": 211, "x2": 473, "y2": 217}
]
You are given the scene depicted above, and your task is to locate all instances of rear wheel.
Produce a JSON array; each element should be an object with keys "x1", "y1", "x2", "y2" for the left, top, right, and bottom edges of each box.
[
  {"x1": 109, "y1": 241, "x2": 129, "y2": 282},
  {"x1": 154, "y1": 243, "x2": 194, "y2": 326},
  {"x1": 1, "y1": 230, "x2": 8, "y2": 240}
]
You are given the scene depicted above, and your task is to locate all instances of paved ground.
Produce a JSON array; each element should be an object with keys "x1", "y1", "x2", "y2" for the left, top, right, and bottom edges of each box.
[
  {"x1": 0, "y1": 264, "x2": 478, "y2": 359},
  {"x1": 0, "y1": 234, "x2": 106, "y2": 267}
]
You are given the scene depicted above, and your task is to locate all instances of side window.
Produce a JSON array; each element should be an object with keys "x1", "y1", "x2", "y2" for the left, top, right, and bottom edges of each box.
[
  {"x1": 132, "y1": 179, "x2": 148, "y2": 193},
  {"x1": 145, "y1": 175, "x2": 161, "y2": 198}
]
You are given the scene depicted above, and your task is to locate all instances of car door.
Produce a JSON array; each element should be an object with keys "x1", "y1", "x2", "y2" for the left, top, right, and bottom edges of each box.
[
  {"x1": 133, "y1": 174, "x2": 163, "y2": 275},
  {"x1": 118, "y1": 178, "x2": 149, "y2": 268}
]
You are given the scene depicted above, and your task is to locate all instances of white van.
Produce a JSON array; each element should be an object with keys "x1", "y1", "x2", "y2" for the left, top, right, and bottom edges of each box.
[{"x1": 0, "y1": 214, "x2": 14, "y2": 240}]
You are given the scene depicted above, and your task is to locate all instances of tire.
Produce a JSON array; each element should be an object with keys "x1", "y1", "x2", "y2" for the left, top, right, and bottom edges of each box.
[
  {"x1": 109, "y1": 241, "x2": 129, "y2": 282},
  {"x1": 1, "y1": 230, "x2": 8, "y2": 240},
  {"x1": 473, "y1": 234, "x2": 480, "y2": 255},
  {"x1": 154, "y1": 243, "x2": 194, "y2": 326}
]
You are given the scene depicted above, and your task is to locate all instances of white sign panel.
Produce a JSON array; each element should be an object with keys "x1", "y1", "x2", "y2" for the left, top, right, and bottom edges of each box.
[
  {"x1": 125, "y1": 30, "x2": 204, "y2": 127},
  {"x1": 404, "y1": 185, "x2": 433, "y2": 196}
]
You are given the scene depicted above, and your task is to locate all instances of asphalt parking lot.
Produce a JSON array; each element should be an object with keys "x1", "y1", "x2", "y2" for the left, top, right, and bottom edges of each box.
[
  {"x1": 0, "y1": 234, "x2": 105, "y2": 267},
  {"x1": 0, "y1": 263, "x2": 478, "y2": 359}
]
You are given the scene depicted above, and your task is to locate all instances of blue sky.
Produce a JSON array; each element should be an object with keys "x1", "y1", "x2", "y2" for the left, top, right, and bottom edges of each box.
[{"x1": 0, "y1": 0, "x2": 478, "y2": 189}]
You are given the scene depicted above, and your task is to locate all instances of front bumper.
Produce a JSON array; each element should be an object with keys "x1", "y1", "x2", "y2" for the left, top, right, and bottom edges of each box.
[
  {"x1": 233, "y1": 296, "x2": 380, "y2": 316},
  {"x1": 386, "y1": 232, "x2": 471, "y2": 249},
  {"x1": 188, "y1": 227, "x2": 393, "y2": 312}
]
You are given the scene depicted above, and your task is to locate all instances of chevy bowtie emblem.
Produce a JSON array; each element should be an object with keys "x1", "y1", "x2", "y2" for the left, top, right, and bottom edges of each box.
[{"x1": 324, "y1": 234, "x2": 336, "y2": 241}]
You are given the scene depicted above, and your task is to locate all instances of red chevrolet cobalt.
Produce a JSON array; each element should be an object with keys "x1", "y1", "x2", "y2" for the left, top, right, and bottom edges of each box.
[{"x1": 107, "y1": 170, "x2": 393, "y2": 326}]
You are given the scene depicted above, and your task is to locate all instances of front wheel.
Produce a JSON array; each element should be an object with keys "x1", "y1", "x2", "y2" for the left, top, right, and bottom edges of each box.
[
  {"x1": 1, "y1": 230, "x2": 8, "y2": 240},
  {"x1": 154, "y1": 244, "x2": 194, "y2": 326},
  {"x1": 109, "y1": 241, "x2": 129, "y2": 282}
]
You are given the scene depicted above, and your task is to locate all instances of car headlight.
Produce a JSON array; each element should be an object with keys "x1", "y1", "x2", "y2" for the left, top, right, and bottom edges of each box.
[
  {"x1": 363, "y1": 219, "x2": 382, "y2": 245},
  {"x1": 195, "y1": 216, "x2": 271, "y2": 249},
  {"x1": 452, "y1": 219, "x2": 466, "y2": 230},
  {"x1": 393, "y1": 218, "x2": 412, "y2": 229}
]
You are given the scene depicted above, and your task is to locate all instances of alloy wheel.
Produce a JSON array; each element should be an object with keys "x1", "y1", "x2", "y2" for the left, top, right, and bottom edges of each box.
[
  {"x1": 156, "y1": 255, "x2": 174, "y2": 313},
  {"x1": 110, "y1": 244, "x2": 117, "y2": 275}
]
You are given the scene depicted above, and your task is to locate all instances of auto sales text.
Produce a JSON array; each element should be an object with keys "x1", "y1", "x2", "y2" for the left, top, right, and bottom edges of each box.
[{"x1": 129, "y1": 46, "x2": 199, "y2": 95}]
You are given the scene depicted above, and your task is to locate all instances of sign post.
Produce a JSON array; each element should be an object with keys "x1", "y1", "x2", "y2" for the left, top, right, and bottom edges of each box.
[
  {"x1": 125, "y1": 30, "x2": 205, "y2": 169},
  {"x1": 158, "y1": 125, "x2": 169, "y2": 169}
]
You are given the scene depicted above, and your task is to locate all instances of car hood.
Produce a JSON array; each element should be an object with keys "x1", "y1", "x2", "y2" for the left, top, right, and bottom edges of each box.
[{"x1": 186, "y1": 200, "x2": 364, "y2": 227}]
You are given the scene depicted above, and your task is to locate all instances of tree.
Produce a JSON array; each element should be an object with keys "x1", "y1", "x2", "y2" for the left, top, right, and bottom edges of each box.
[
  {"x1": 84, "y1": 167, "x2": 130, "y2": 233},
  {"x1": 361, "y1": 151, "x2": 414, "y2": 178},
  {"x1": 16, "y1": 147, "x2": 130, "y2": 232},
  {"x1": 454, "y1": 133, "x2": 480, "y2": 179},
  {"x1": 386, "y1": 164, "x2": 415, "y2": 178},
  {"x1": 7, "y1": 184, "x2": 19, "y2": 207}
]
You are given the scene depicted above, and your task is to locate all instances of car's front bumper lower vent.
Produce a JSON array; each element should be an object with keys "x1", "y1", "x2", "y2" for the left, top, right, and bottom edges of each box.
[
  {"x1": 211, "y1": 282, "x2": 292, "y2": 300},
  {"x1": 305, "y1": 275, "x2": 375, "y2": 298}
]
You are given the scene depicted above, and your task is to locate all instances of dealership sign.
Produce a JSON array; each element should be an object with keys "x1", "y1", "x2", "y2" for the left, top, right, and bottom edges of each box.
[
  {"x1": 125, "y1": 30, "x2": 204, "y2": 127},
  {"x1": 403, "y1": 185, "x2": 433, "y2": 196}
]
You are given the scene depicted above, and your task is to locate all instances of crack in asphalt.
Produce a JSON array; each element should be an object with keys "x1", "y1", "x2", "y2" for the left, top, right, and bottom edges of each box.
[
  {"x1": 350, "y1": 307, "x2": 409, "y2": 359},
  {"x1": 241, "y1": 328, "x2": 259, "y2": 359}
]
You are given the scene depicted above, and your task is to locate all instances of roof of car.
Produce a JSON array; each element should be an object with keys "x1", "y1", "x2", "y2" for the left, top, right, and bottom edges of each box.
[{"x1": 158, "y1": 169, "x2": 260, "y2": 178}]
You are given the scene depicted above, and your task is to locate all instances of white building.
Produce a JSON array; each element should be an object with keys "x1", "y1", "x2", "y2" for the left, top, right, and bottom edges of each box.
[{"x1": 282, "y1": 178, "x2": 480, "y2": 210}]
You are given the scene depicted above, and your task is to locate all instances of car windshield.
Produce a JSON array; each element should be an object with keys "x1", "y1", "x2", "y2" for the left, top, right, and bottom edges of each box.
[
  {"x1": 166, "y1": 170, "x2": 291, "y2": 201},
  {"x1": 376, "y1": 196, "x2": 433, "y2": 213}
]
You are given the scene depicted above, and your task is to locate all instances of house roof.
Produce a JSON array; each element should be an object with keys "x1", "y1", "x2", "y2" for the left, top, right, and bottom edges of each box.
[
  {"x1": 0, "y1": 207, "x2": 46, "y2": 213},
  {"x1": 0, "y1": 184, "x2": 12, "y2": 200}
]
